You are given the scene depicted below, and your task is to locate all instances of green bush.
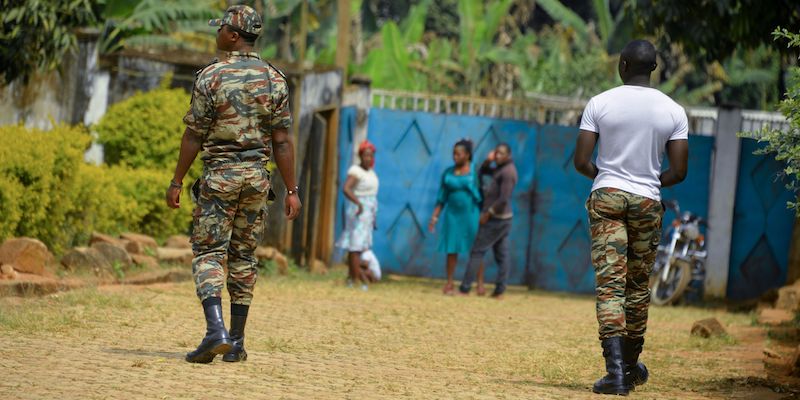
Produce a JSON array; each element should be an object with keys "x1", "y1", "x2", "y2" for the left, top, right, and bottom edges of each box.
[
  {"x1": 94, "y1": 84, "x2": 202, "y2": 178},
  {"x1": 105, "y1": 165, "x2": 193, "y2": 239},
  {"x1": 0, "y1": 174, "x2": 23, "y2": 240},
  {"x1": 0, "y1": 124, "x2": 92, "y2": 252},
  {"x1": 0, "y1": 124, "x2": 193, "y2": 253}
]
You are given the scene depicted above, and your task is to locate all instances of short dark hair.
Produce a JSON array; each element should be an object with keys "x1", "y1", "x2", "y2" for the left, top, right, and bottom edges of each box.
[
  {"x1": 620, "y1": 40, "x2": 657, "y2": 75},
  {"x1": 229, "y1": 25, "x2": 258, "y2": 46},
  {"x1": 496, "y1": 142, "x2": 511, "y2": 155}
]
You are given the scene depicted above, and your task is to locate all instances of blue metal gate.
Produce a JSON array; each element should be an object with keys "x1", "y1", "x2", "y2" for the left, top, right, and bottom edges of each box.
[
  {"x1": 335, "y1": 107, "x2": 358, "y2": 242},
  {"x1": 727, "y1": 139, "x2": 795, "y2": 300},
  {"x1": 336, "y1": 108, "x2": 537, "y2": 283},
  {"x1": 336, "y1": 107, "x2": 716, "y2": 292},
  {"x1": 529, "y1": 127, "x2": 714, "y2": 293}
]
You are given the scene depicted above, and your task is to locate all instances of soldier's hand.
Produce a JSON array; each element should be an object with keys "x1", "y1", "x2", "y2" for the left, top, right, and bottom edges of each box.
[
  {"x1": 166, "y1": 186, "x2": 181, "y2": 209},
  {"x1": 285, "y1": 193, "x2": 302, "y2": 220}
]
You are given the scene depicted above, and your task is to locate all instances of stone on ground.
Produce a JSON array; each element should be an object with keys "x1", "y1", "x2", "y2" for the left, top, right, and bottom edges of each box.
[
  {"x1": 60, "y1": 247, "x2": 112, "y2": 277},
  {"x1": 691, "y1": 318, "x2": 728, "y2": 338},
  {"x1": 156, "y1": 247, "x2": 193, "y2": 266},
  {"x1": 310, "y1": 259, "x2": 328, "y2": 275},
  {"x1": 165, "y1": 235, "x2": 191, "y2": 249},
  {"x1": 255, "y1": 246, "x2": 277, "y2": 260},
  {"x1": 120, "y1": 233, "x2": 158, "y2": 255},
  {"x1": 89, "y1": 232, "x2": 124, "y2": 247},
  {"x1": 0, "y1": 237, "x2": 54, "y2": 276},
  {"x1": 777, "y1": 285, "x2": 800, "y2": 312},
  {"x1": 131, "y1": 254, "x2": 160, "y2": 270},
  {"x1": 91, "y1": 242, "x2": 133, "y2": 270},
  {"x1": 273, "y1": 251, "x2": 289, "y2": 275},
  {"x1": 758, "y1": 308, "x2": 795, "y2": 326},
  {"x1": 0, "y1": 264, "x2": 18, "y2": 280}
]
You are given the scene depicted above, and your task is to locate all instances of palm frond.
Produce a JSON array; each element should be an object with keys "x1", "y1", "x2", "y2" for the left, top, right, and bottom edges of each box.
[{"x1": 535, "y1": 0, "x2": 589, "y2": 42}]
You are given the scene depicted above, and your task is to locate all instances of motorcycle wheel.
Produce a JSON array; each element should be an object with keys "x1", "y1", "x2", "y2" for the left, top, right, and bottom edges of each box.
[{"x1": 650, "y1": 258, "x2": 693, "y2": 306}]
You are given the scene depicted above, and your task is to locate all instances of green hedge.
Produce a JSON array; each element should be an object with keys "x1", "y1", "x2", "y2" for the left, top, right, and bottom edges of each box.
[
  {"x1": 0, "y1": 124, "x2": 192, "y2": 253},
  {"x1": 94, "y1": 84, "x2": 202, "y2": 179}
]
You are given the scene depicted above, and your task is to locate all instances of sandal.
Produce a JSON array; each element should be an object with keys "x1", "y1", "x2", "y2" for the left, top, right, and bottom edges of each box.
[
  {"x1": 476, "y1": 284, "x2": 487, "y2": 296},
  {"x1": 442, "y1": 282, "x2": 455, "y2": 295}
]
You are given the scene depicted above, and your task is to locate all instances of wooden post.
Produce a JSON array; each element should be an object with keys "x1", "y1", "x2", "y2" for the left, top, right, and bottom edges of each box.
[
  {"x1": 335, "y1": 0, "x2": 351, "y2": 80},
  {"x1": 315, "y1": 0, "x2": 351, "y2": 265},
  {"x1": 298, "y1": 0, "x2": 308, "y2": 67}
]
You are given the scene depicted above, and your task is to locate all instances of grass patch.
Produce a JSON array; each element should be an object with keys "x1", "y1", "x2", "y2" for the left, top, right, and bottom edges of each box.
[{"x1": 0, "y1": 287, "x2": 139, "y2": 334}]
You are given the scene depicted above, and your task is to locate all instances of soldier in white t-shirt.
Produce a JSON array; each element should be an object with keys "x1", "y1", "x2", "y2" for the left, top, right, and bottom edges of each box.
[{"x1": 574, "y1": 40, "x2": 689, "y2": 396}]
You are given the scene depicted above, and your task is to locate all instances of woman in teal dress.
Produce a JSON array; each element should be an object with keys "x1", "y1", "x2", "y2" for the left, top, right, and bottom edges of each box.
[{"x1": 428, "y1": 139, "x2": 483, "y2": 295}]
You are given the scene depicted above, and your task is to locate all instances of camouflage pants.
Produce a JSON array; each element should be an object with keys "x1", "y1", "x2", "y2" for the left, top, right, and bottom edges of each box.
[
  {"x1": 586, "y1": 187, "x2": 663, "y2": 340},
  {"x1": 192, "y1": 165, "x2": 269, "y2": 306}
]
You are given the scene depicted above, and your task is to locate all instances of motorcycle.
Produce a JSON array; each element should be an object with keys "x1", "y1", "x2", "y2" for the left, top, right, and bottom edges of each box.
[{"x1": 650, "y1": 200, "x2": 708, "y2": 306}]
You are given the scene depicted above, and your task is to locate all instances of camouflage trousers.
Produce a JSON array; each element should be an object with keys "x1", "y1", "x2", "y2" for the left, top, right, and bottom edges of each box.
[
  {"x1": 586, "y1": 187, "x2": 663, "y2": 340},
  {"x1": 191, "y1": 164, "x2": 269, "y2": 306}
]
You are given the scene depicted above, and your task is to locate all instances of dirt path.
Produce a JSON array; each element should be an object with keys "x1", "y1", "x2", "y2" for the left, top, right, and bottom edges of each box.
[{"x1": 0, "y1": 272, "x2": 792, "y2": 399}]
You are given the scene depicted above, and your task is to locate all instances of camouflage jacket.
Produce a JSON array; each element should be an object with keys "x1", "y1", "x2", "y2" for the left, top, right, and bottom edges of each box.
[{"x1": 183, "y1": 51, "x2": 291, "y2": 165}]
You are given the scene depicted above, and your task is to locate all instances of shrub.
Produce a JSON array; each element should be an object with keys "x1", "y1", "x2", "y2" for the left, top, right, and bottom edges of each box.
[
  {"x1": 0, "y1": 174, "x2": 23, "y2": 240},
  {"x1": 104, "y1": 166, "x2": 193, "y2": 239},
  {"x1": 0, "y1": 124, "x2": 91, "y2": 252},
  {"x1": 0, "y1": 124, "x2": 193, "y2": 253},
  {"x1": 94, "y1": 83, "x2": 202, "y2": 178}
]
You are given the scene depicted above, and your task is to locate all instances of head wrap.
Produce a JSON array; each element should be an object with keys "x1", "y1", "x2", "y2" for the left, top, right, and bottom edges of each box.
[{"x1": 358, "y1": 140, "x2": 376, "y2": 168}]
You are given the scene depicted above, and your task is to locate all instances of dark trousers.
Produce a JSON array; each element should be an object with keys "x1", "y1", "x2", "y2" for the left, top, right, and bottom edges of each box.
[{"x1": 459, "y1": 218, "x2": 512, "y2": 295}]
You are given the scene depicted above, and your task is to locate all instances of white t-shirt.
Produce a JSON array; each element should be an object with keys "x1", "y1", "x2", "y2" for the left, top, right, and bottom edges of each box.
[
  {"x1": 348, "y1": 165, "x2": 379, "y2": 196},
  {"x1": 580, "y1": 85, "x2": 688, "y2": 201},
  {"x1": 361, "y1": 250, "x2": 381, "y2": 280}
]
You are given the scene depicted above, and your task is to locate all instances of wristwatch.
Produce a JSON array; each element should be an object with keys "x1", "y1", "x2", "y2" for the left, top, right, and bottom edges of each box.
[{"x1": 287, "y1": 186, "x2": 299, "y2": 195}]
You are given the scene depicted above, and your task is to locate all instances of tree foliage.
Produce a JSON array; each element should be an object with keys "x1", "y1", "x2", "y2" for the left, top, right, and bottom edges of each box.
[
  {"x1": 627, "y1": 0, "x2": 800, "y2": 63},
  {"x1": 0, "y1": 0, "x2": 104, "y2": 85},
  {"x1": 99, "y1": 0, "x2": 218, "y2": 53},
  {"x1": 94, "y1": 76, "x2": 202, "y2": 179},
  {"x1": 749, "y1": 28, "x2": 800, "y2": 213}
]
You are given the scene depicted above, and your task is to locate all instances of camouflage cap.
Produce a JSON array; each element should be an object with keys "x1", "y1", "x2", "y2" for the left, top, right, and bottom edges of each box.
[{"x1": 209, "y1": 5, "x2": 263, "y2": 36}]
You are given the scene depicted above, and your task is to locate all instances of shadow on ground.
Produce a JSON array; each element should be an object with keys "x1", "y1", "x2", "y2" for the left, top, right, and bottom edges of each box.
[{"x1": 104, "y1": 347, "x2": 185, "y2": 360}]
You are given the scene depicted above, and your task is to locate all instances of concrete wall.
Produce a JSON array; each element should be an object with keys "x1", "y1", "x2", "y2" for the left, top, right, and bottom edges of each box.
[
  {"x1": 342, "y1": 79, "x2": 372, "y2": 161},
  {"x1": 0, "y1": 29, "x2": 101, "y2": 130}
]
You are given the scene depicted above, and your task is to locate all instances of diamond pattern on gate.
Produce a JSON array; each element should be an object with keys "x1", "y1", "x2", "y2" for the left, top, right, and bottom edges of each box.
[
  {"x1": 563, "y1": 149, "x2": 575, "y2": 171},
  {"x1": 557, "y1": 220, "x2": 592, "y2": 287},
  {"x1": 739, "y1": 235, "x2": 782, "y2": 295},
  {"x1": 751, "y1": 156, "x2": 785, "y2": 212},
  {"x1": 386, "y1": 204, "x2": 425, "y2": 268},
  {"x1": 474, "y1": 125, "x2": 502, "y2": 161},
  {"x1": 392, "y1": 120, "x2": 431, "y2": 182}
]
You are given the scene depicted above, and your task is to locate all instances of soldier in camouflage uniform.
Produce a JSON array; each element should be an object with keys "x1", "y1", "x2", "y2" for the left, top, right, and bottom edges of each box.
[
  {"x1": 166, "y1": 5, "x2": 301, "y2": 364},
  {"x1": 574, "y1": 40, "x2": 689, "y2": 395}
]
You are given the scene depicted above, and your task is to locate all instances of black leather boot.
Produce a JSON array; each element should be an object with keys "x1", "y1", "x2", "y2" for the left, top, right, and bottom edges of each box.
[
  {"x1": 222, "y1": 305, "x2": 248, "y2": 362},
  {"x1": 185, "y1": 297, "x2": 233, "y2": 363},
  {"x1": 592, "y1": 336, "x2": 629, "y2": 396},
  {"x1": 623, "y1": 336, "x2": 648, "y2": 389}
]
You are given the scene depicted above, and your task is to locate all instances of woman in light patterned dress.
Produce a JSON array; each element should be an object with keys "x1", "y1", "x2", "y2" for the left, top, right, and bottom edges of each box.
[{"x1": 337, "y1": 140, "x2": 379, "y2": 290}]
